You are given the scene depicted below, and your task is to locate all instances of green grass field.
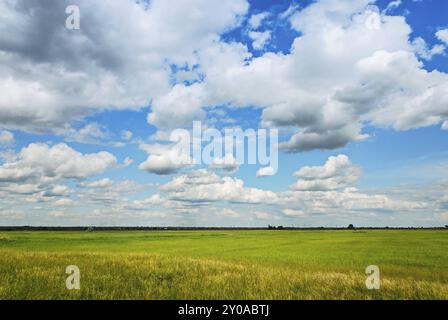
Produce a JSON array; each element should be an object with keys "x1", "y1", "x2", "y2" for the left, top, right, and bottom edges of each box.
[{"x1": 0, "y1": 230, "x2": 447, "y2": 300}]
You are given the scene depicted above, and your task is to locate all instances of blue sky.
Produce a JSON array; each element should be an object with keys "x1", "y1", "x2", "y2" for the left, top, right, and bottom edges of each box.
[{"x1": 0, "y1": 0, "x2": 447, "y2": 227}]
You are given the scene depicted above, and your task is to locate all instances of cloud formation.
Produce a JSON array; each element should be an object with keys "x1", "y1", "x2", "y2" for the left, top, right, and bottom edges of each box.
[
  {"x1": 145, "y1": 0, "x2": 448, "y2": 152},
  {"x1": 0, "y1": 0, "x2": 248, "y2": 132},
  {"x1": 1, "y1": 0, "x2": 447, "y2": 227},
  {"x1": 3, "y1": 0, "x2": 447, "y2": 153},
  {"x1": 0, "y1": 143, "x2": 116, "y2": 196},
  {"x1": 161, "y1": 169, "x2": 278, "y2": 204},
  {"x1": 291, "y1": 155, "x2": 362, "y2": 191}
]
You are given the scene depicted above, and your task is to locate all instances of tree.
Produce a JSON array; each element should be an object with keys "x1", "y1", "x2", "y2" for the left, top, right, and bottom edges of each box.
[{"x1": 347, "y1": 224, "x2": 355, "y2": 230}]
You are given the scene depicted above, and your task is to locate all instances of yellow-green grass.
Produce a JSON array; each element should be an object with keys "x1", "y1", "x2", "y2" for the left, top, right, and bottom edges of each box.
[{"x1": 0, "y1": 230, "x2": 447, "y2": 300}]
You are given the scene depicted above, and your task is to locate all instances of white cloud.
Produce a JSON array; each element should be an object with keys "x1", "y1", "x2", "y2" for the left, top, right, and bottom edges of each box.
[
  {"x1": 0, "y1": 0, "x2": 249, "y2": 132},
  {"x1": 147, "y1": 83, "x2": 207, "y2": 130},
  {"x1": 218, "y1": 208, "x2": 240, "y2": 218},
  {"x1": 2, "y1": 0, "x2": 448, "y2": 153},
  {"x1": 79, "y1": 178, "x2": 114, "y2": 188},
  {"x1": 0, "y1": 130, "x2": 14, "y2": 145},
  {"x1": 383, "y1": 0, "x2": 402, "y2": 13},
  {"x1": 1, "y1": 0, "x2": 448, "y2": 227},
  {"x1": 131, "y1": 194, "x2": 166, "y2": 209},
  {"x1": 138, "y1": 141, "x2": 192, "y2": 175},
  {"x1": 0, "y1": 143, "x2": 117, "y2": 196},
  {"x1": 283, "y1": 209, "x2": 306, "y2": 217},
  {"x1": 181, "y1": 0, "x2": 448, "y2": 152},
  {"x1": 256, "y1": 166, "x2": 276, "y2": 177},
  {"x1": 122, "y1": 157, "x2": 134, "y2": 167},
  {"x1": 279, "y1": 4, "x2": 300, "y2": 20},
  {"x1": 2, "y1": 161, "x2": 442, "y2": 226},
  {"x1": 43, "y1": 185, "x2": 71, "y2": 197},
  {"x1": 411, "y1": 37, "x2": 445, "y2": 60},
  {"x1": 290, "y1": 155, "x2": 362, "y2": 191},
  {"x1": 248, "y1": 12, "x2": 270, "y2": 29},
  {"x1": 279, "y1": 186, "x2": 429, "y2": 219},
  {"x1": 19, "y1": 143, "x2": 117, "y2": 180},
  {"x1": 436, "y1": 29, "x2": 448, "y2": 45},
  {"x1": 121, "y1": 130, "x2": 133, "y2": 141},
  {"x1": 248, "y1": 31, "x2": 271, "y2": 50},
  {"x1": 161, "y1": 169, "x2": 278, "y2": 204},
  {"x1": 210, "y1": 154, "x2": 239, "y2": 173},
  {"x1": 55, "y1": 198, "x2": 74, "y2": 206},
  {"x1": 59, "y1": 123, "x2": 110, "y2": 145}
]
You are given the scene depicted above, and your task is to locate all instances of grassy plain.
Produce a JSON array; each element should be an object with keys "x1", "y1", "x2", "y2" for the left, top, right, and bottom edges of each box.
[{"x1": 0, "y1": 230, "x2": 447, "y2": 299}]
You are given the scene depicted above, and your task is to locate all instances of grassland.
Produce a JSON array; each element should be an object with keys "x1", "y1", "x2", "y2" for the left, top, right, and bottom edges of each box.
[{"x1": 0, "y1": 230, "x2": 447, "y2": 300}]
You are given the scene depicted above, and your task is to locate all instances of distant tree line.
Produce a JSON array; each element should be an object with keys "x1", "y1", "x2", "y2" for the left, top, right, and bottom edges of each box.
[{"x1": 0, "y1": 225, "x2": 446, "y2": 231}]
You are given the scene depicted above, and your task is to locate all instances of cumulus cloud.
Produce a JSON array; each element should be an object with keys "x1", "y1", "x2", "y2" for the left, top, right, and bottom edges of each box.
[
  {"x1": 2, "y1": 161, "x2": 440, "y2": 226},
  {"x1": 161, "y1": 169, "x2": 278, "y2": 204},
  {"x1": 248, "y1": 12, "x2": 270, "y2": 29},
  {"x1": 0, "y1": 143, "x2": 116, "y2": 196},
  {"x1": 55, "y1": 198, "x2": 74, "y2": 206},
  {"x1": 290, "y1": 155, "x2": 362, "y2": 191},
  {"x1": 2, "y1": 0, "x2": 448, "y2": 227},
  {"x1": 0, "y1": 0, "x2": 249, "y2": 132},
  {"x1": 43, "y1": 185, "x2": 71, "y2": 197},
  {"x1": 169, "y1": 0, "x2": 448, "y2": 152},
  {"x1": 248, "y1": 31, "x2": 271, "y2": 50},
  {"x1": 79, "y1": 178, "x2": 114, "y2": 188},
  {"x1": 147, "y1": 83, "x2": 207, "y2": 130},
  {"x1": 121, "y1": 130, "x2": 133, "y2": 141},
  {"x1": 280, "y1": 186, "x2": 428, "y2": 219},
  {"x1": 2, "y1": 0, "x2": 448, "y2": 153},
  {"x1": 436, "y1": 29, "x2": 448, "y2": 45},
  {"x1": 138, "y1": 141, "x2": 192, "y2": 175},
  {"x1": 59, "y1": 123, "x2": 111, "y2": 145},
  {"x1": 256, "y1": 166, "x2": 276, "y2": 177},
  {"x1": 283, "y1": 209, "x2": 306, "y2": 217},
  {"x1": 130, "y1": 194, "x2": 166, "y2": 209},
  {"x1": 122, "y1": 157, "x2": 134, "y2": 167},
  {"x1": 383, "y1": 0, "x2": 402, "y2": 13},
  {"x1": 279, "y1": 4, "x2": 300, "y2": 20},
  {"x1": 210, "y1": 154, "x2": 239, "y2": 173},
  {"x1": 411, "y1": 37, "x2": 445, "y2": 60}
]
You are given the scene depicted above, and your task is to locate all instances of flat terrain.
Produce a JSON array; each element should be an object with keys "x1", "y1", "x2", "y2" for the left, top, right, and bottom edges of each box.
[{"x1": 0, "y1": 230, "x2": 447, "y2": 299}]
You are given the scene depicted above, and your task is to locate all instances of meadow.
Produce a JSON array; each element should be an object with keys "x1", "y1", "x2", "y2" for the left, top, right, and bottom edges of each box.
[{"x1": 0, "y1": 230, "x2": 447, "y2": 300}]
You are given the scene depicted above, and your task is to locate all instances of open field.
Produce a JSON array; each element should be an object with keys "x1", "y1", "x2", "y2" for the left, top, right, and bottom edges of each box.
[{"x1": 0, "y1": 230, "x2": 447, "y2": 300}]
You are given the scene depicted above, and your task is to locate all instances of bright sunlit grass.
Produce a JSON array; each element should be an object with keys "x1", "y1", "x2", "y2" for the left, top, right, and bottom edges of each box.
[{"x1": 0, "y1": 230, "x2": 447, "y2": 299}]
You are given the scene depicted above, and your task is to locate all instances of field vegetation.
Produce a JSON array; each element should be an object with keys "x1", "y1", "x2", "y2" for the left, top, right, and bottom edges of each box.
[{"x1": 0, "y1": 230, "x2": 447, "y2": 299}]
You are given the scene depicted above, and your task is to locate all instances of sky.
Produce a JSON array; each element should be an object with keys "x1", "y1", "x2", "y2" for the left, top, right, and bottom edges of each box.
[{"x1": 0, "y1": 0, "x2": 447, "y2": 227}]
